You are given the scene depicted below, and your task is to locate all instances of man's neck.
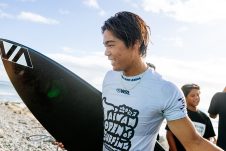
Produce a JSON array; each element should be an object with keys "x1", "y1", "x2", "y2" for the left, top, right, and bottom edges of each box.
[{"x1": 123, "y1": 60, "x2": 148, "y2": 76}]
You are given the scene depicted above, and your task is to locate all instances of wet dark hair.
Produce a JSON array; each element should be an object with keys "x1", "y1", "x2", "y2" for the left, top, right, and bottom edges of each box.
[
  {"x1": 101, "y1": 11, "x2": 150, "y2": 57},
  {"x1": 181, "y1": 84, "x2": 200, "y2": 97}
]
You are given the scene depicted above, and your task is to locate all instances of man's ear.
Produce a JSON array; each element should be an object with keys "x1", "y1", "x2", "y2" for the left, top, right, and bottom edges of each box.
[{"x1": 133, "y1": 40, "x2": 141, "y2": 52}]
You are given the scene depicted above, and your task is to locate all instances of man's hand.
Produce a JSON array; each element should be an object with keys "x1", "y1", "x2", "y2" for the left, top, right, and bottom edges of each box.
[{"x1": 52, "y1": 141, "x2": 65, "y2": 150}]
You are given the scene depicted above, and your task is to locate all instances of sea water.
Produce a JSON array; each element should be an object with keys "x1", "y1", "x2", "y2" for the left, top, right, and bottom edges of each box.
[{"x1": 0, "y1": 81, "x2": 21, "y2": 102}]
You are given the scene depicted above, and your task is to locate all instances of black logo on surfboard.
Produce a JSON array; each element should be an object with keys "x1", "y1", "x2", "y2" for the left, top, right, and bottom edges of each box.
[{"x1": 0, "y1": 40, "x2": 33, "y2": 68}]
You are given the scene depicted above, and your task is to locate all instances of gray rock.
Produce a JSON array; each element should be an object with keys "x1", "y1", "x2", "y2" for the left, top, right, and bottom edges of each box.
[{"x1": 0, "y1": 128, "x2": 4, "y2": 138}]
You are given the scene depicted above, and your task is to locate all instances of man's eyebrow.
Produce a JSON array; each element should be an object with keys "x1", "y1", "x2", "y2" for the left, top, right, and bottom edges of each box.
[{"x1": 103, "y1": 40, "x2": 115, "y2": 45}]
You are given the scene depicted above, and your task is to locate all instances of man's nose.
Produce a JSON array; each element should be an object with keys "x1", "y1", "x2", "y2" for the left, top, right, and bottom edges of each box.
[{"x1": 105, "y1": 49, "x2": 110, "y2": 56}]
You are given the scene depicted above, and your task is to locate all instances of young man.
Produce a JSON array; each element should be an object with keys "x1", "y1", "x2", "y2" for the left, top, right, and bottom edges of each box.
[
  {"x1": 166, "y1": 84, "x2": 216, "y2": 151},
  {"x1": 101, "y1": 11, "x2": 222, "y2": 151},
  {"x1": 208, "y1": 86, "x2": 226, "y2": 150}
]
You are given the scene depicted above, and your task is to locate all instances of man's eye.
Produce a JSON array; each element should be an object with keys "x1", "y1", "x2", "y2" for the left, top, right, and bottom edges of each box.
[{"x1": 107, "y1": 45, "x2": 113, "y2": 48}]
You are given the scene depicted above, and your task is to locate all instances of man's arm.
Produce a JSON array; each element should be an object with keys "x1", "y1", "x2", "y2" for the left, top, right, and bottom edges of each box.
[
  {"x1": 166, "y1": 130, "x2": 178, "y2": 151},
  {"x1": 167, "y1": 116, "x2": 223, "y2": 151}
]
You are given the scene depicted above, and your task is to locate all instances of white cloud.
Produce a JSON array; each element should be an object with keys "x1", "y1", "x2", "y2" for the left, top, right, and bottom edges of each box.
[
  {"x1": 18, "y1": 0, "x2": 36, "y2": 2},
  {"x1": 147, "y1": 55, "x2": 226, "y2": 110},
  {"x1": 2, "y1": 49, "x2": 225, "y2": 109},
  {"x1": 123, "y1": 0, "x2": 139, "y2": 9},
  {"x1": 0, "y1": 10, "x2": 13, "y2": 19},
  {"x1": 48, "y1": 52, "x2": 109, "y2": 70},
  {"x1": 163, "y1": 37, "x2": 184, "y2": 47},
  {"x1": 47, "y1": 52, "x2": 226, "y2": 101},
  {"x1": 83, "y1": 0, "x2": 99, "y2": 9},
  {"x1": 59, "y1": 9, "x2": 70, "y2": 15},
  {"x1": 61, "y1": 47, "x2": 74, "y2": 53},
  {"x1": 0, "y1": 3, "x2": 8, "y2": 8},
  {"x1": 153, "y1": 57, "x2": 225, "y2": 85},
  {"x1": 47, "y1": 52, "x2": 110, "y2": 90},
  {"x1": 17, "y1": 11, "x2": 60, "y2": 25},
  {"x1": 98, "y1": 9, "x2": 106, "y2": 16},
  {"x1": 0, "y1": 3, "x2": 13, "y2": 19},
  {"x1": 172, "y1": 38, "x2": 183, "y2": 47},
  {"x1": 176, "y1": 26, "x2": 189, "y2": 33},
  {"x1": 83, "y1": 0, "x2": 106, "y2": 16},
  {"x1": 140, "y1": 0, "x2": 226, "y2": 24}
]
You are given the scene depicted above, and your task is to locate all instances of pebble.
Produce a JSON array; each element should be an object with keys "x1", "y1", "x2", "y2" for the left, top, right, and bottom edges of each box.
[
  {"x1": 0, "y1": 102, "x2": 66, "y2": 151},
  {"x1": 0, "y1": 129, "x2": 4, "y2": 138}
]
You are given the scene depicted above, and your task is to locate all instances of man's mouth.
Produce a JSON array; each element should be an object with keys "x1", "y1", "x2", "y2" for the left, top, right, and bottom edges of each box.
[{"x1": 108, "y1": 58, "x2": 116, "y2": 65}]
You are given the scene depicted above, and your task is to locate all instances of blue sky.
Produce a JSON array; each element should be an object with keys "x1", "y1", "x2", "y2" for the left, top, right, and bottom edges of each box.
[{"x1": 1, "y1": 0, "x2": 226, "y2": 110}]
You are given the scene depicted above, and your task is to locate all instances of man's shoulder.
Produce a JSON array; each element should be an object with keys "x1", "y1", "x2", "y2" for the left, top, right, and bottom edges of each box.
[
  {"x1": 103, "y1": 70, "x2": 120, "y2": 85},
  {"x1": 212, "y1": 92, "x2": 226, "y2": 102},
  {"x1": 104, "y1": 70, "x2": 120, "y2": 78}
]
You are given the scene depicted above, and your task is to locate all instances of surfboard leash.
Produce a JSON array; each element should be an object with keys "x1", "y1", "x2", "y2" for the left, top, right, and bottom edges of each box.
[{"x1": 26, "y1": 134, "x2": 66, "y2": 151}]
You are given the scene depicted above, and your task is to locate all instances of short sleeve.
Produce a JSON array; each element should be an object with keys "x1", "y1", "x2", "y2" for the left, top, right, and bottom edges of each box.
[
  {"x1": 208, "y1": 93, "x2": 220, "y2": 115},
  {"x1": 203, "y1": 114, "x2": 216, "y2": 138},
  {"x1": 161, "y1": 82, "x2": 187, "y2": 121}
]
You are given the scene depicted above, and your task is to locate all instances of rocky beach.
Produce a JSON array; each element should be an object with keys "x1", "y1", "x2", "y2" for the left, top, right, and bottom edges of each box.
[
  {"x1": 0, "y1": 101, "x2": 169, "y2": 151},
  {"x1": 0, "y1": 102, "x2": 65, "y2": 151}
]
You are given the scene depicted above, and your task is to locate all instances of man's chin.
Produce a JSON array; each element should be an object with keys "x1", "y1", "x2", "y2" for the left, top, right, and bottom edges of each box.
[
  {"x1": 112, "y1": 67, "x2": 122, "y2": 71},
  {"x1": 112, "y1": 68, "x2": 120, "y2": 71}
]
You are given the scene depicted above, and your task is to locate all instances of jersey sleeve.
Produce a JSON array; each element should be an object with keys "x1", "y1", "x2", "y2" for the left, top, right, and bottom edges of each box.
[{"x1": 161, "y1": 82, "x2": 187, "y2": 121}]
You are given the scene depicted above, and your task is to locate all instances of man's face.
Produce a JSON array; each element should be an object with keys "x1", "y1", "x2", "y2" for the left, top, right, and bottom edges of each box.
[{"x1": 103, "y1": 30, "x2": 139, "y2": 72}]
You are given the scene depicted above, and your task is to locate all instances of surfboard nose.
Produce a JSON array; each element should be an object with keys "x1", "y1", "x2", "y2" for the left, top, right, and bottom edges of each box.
[
  {"x1": 0, "y1": 39, "x2": 33, "y2": 68},
  {"x1": 1, "y1": 38, "x2": 104, "y2": 151}
]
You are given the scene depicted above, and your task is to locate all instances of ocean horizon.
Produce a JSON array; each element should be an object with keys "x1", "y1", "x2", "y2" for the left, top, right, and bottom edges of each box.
[{"x1": 0, "y1": 81, "x2": 21, "y2": 102}]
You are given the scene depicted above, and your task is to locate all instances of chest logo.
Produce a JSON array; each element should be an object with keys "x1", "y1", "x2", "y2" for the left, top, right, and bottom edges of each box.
[{"x1": 116, "y1": 88, "x2": 130, "y2": 95}]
